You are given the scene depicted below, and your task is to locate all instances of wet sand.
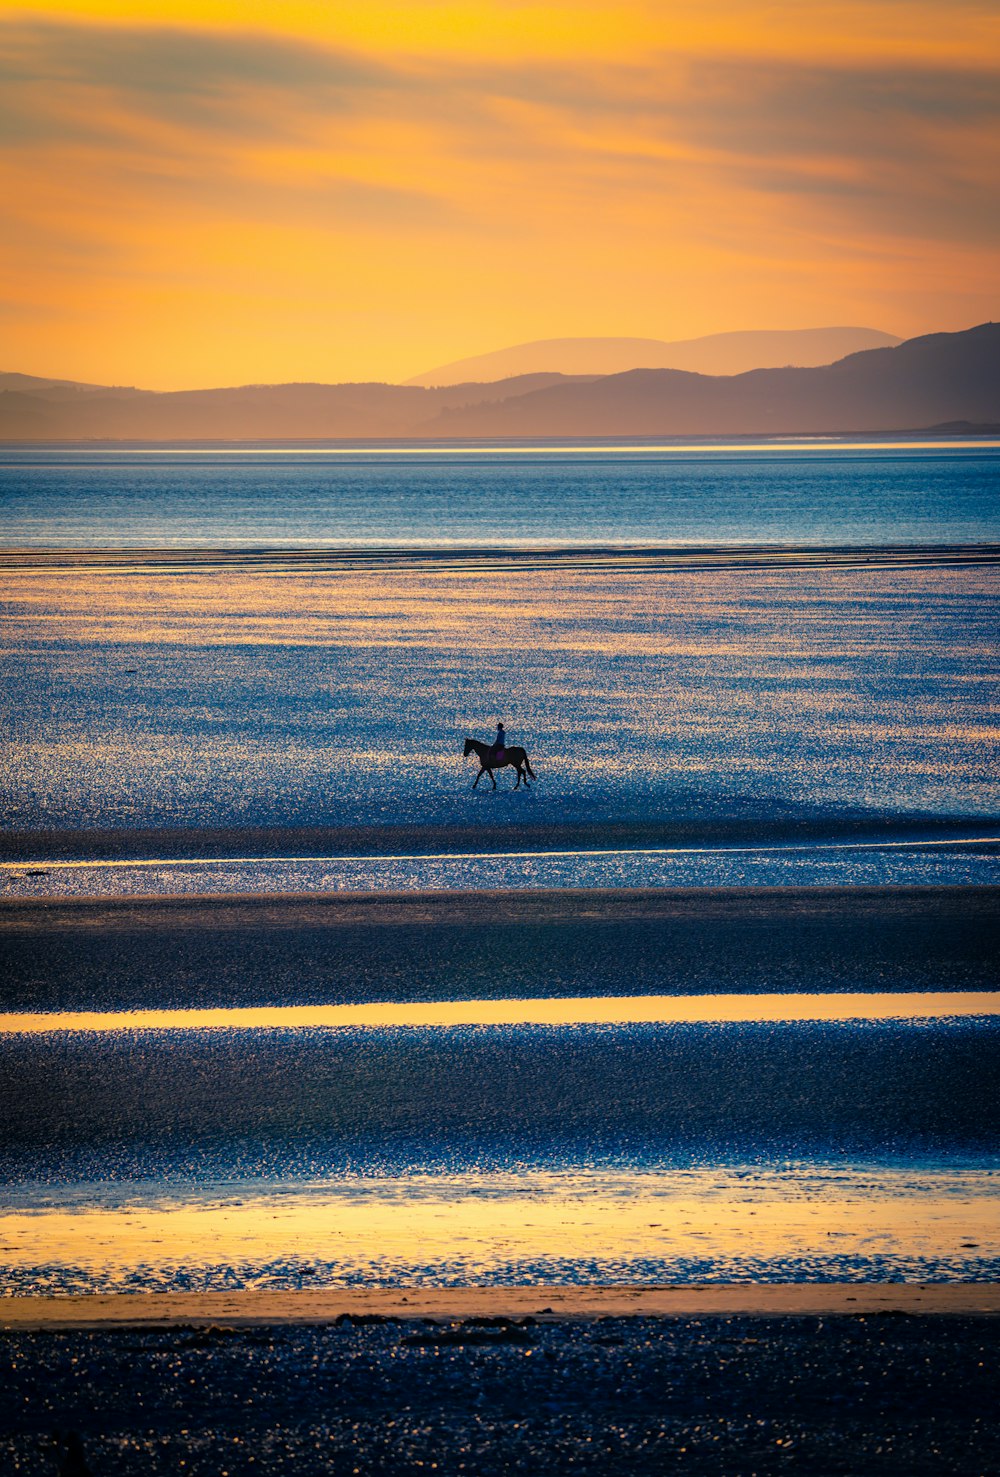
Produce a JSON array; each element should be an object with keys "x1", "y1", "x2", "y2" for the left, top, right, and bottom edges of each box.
[
  {"x1": 3, "y1": 881, "x2": 997, "y2": 926},
  {"x1": 4, "y1": 551, "x2": 996, "y2": 843},
  {"x1": 3, "y1": 814, "x2": 994, "y2": 861},
  {"x1": 5, "y1": 517, "x2": 998, "y2": 1469},
  {"x1": 4, "y1": 1310, "x2": 999, "y2": 1474},
  {"x1": 5, "y1": 541, "x2": 999, "y2": 574},
  {"x1": 4, "y1": 1282, "x2": 1000, "y2": 1328},
  {"x1": 2, "y1": 885, "x2": 996, "y2": 1012},
  {"x1": 5, "y1": 1163, "x2": 995, "y2": 1295}
]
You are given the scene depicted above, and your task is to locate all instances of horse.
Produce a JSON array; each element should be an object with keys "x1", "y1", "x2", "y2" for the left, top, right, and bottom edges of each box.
[{"x1": 463, "y1": 738, "x2": 537, "y2": 790}]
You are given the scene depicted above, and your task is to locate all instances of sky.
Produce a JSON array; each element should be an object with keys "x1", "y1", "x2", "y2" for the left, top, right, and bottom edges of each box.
[{"x1": 1, "y1": 1, "x2": 998, "y2": 388}]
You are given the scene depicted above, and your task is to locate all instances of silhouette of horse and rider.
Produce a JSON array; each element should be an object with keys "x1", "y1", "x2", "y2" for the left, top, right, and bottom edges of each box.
[{"x1": 463, "y1": 721, "x2": 536, "y2": 790}]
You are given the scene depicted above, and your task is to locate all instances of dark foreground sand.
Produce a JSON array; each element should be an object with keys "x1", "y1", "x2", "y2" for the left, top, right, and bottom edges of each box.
[
  {"x1": 2, "y1": 1297, "x2": 998, "y2": 1475},
  {"x1": 2, "y1": 885, "x2": 996, "y2": 1012}
]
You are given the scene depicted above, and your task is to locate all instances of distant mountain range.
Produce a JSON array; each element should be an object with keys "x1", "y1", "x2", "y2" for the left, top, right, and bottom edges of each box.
[
  {"x1": 0, "y1": 372, "x2": 591, "y2": 441},
  {"x1": 1, "y1": 324, "x2": 996, "y2": 441},
  {"x1": 428, "y1": 325, "x2": 1000, "y2": 439},
  {"x1": 406, "y1": 327, "x2": 900, "y2": 385}
]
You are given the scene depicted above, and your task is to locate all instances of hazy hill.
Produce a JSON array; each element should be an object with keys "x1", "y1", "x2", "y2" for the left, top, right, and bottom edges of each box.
[
  {"x1": 0, "y1": 372, "x2": 592, "y2": 441},
  {"x1": 424, "y1": 324, "x2": 1000, "y2": 438},
  {"x1": 406, "y1": 327, "x2": 901, "y2": 385},
  {"x1": 0, "y1": 325, "x2": 995, "y2": 440},
  {"x1": 0, "y1": 372, "x2": 144, "y2": 401}
]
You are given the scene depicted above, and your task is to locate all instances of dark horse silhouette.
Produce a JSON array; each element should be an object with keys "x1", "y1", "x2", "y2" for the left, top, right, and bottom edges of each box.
[{"x1": 463, "y1": 738, "x2": 537, "y2": 789}]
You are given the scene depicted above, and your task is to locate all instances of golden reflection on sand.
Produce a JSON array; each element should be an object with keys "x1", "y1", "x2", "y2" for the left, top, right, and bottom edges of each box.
[
  {"x1": 1, "y1": 993, "x2": 996, "y2": 1035},
  {"x1": 1, "y1": 562, "x2": 995, "y2": 653},
  {"x1": 10, "y1": 441, "x2": 994, "y2": 456},
  {"x1": 3, "y1": 1170, "x2": 996, "y2": 1279}
]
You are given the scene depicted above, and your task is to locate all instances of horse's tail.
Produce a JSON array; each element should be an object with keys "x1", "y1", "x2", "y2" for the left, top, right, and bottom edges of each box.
[{"x1": 524, "y1": 753, "x2": 536, "y2": 779}]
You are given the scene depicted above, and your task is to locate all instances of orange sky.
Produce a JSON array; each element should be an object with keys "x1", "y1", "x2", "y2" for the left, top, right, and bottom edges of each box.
[{"x1": 1, "y1": 1, "x2": 998, "y2": 388}]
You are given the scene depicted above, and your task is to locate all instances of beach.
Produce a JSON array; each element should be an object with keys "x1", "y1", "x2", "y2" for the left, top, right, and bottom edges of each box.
[
  {"x1": 4, "y1": 0, "x2": 1000, "y2": 1449},
  {"x1": 5, "y1": 1282, "x2": 1000, "y2": 1326},
  {"x1": 3, "y1": 1307, "x2": 999, "y2": 1475},
  {"x1": 1, "y1": 447, "x2": 998, "y2": 1471},
  {"x1": 3, "y1": 885, "x2": 996, "y2": 1009},
  {"x1": 2, "y1": 884, "x2": 996, "y2": 1296},
  {"x1": 3, "y1": 877, "x2": 996, "y2": 1469}
]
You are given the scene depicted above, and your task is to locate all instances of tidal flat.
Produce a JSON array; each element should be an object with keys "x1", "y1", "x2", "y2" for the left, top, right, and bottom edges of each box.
[
  {"x1": 1, "y1": 456, "x2": 997, "y2": 1469},
  {"x1": 1, "y1": 551, "x2": 998, "y2": 842},
  {"x1": 0, "y1": 554, "x2": 997, "y2": 1294},
  {"x1": 3, "y1": 1316, "x2": 999, "y2": 1476}
]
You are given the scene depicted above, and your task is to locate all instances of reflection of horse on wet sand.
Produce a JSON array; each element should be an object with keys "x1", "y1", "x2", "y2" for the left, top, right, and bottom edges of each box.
[{"x1": 463, "y1": 738, "x2": 537, "y2": 790}]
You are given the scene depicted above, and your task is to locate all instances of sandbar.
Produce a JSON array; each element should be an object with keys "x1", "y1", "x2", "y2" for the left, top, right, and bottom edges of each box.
[
  {"x1": 3, "y1": 1283, "x2": 998, "y2": 1329},
  {"x1": 4, "y1": 541, "x2": 998, "y2": 576},
  {"x1": 3, "y1": 884, "x2": 996, "y2": 1014}
]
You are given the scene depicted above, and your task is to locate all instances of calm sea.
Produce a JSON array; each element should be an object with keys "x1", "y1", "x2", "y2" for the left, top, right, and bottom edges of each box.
[{"x1": 2, "y1": 439, "x2": 999, "y2": 547}]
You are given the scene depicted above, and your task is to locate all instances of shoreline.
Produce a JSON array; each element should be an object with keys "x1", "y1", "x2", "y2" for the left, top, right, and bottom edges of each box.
[
  {"x1": 3, "y1": 540, "x2": 1000, "y2": 577},
  {"x1": 2, "y1": 815, "x2": 996, "y2": 862},
  {"x1": 4, "y1": 1284, "x2": 999, "y2": 1329},
  {"x1": 3, "y1": 881, "x2": 997, "y2": 928}
]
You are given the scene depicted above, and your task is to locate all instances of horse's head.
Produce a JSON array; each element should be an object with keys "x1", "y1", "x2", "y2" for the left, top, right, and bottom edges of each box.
[{"x1": 462, "y1": 738, "x2": 476, "y2": 756}]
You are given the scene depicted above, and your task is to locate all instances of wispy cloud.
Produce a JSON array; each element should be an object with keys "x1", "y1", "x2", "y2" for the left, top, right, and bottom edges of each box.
[
  {"x1": 0, "y1": 19, "x2": 395, "y2": 116},
  {"x1": 0, "y1": 10, "x2": 997, "y2": 384}
]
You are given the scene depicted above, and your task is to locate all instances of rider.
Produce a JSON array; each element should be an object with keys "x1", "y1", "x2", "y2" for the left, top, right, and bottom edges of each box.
[{"x1": 492, "y1": 722, "x2": 507, "y2": 762}]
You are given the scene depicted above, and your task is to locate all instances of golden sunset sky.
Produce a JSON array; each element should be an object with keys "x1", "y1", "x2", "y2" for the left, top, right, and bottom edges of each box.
[{"x1": 2, "y1": 0, "x2": 998, "y2": 388}]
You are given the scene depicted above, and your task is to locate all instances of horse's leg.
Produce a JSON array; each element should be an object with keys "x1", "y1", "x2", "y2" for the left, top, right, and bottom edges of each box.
[
  {"x1": 489, "y1": 766, "x2": 497, "y2": 790},
  {"x1": 513, "y1": 764, "x2": 522, "y2": 789},
  {"x1": 473, "y1": 766, "x2": 484, "y2": 788}
]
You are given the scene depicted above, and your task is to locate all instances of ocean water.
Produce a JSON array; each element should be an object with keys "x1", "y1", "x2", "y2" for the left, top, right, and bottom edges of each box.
[
  {"x1": 1, "y1": 441, "x2": 998, "y2": 1296},
  {"x1": 1, "y1": 439, "x2": 999, "y2": 548}
]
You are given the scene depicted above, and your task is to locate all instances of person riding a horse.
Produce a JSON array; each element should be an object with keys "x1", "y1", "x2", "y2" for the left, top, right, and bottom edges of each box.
[{"x1": 463, "y1": 726, "x2": 536, "y2": 790}]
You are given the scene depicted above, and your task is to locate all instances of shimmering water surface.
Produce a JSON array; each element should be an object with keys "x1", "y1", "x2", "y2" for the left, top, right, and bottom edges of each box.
[
  {"x1": 2, "y1": 440, "x2": 999, "y2": 547},
  {"x1": 1, "y1": 442, "x2": 997, "y2": 1296},
  {"x1": 3, "y1": 1008, "x2": 997, "y2": 1290},
  {"x1": 2, "y1": 1166, "x2": 996, "y2": 1295},
  {"x1": 2, "y1": 841, "x2": 997, "y2": 898},
  {"x1": 2, "y1": 560, "x2": 998, "y2": 834},
  {"x1": 4, "y1": 991, "x2": 996, "y2": 1033}
]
